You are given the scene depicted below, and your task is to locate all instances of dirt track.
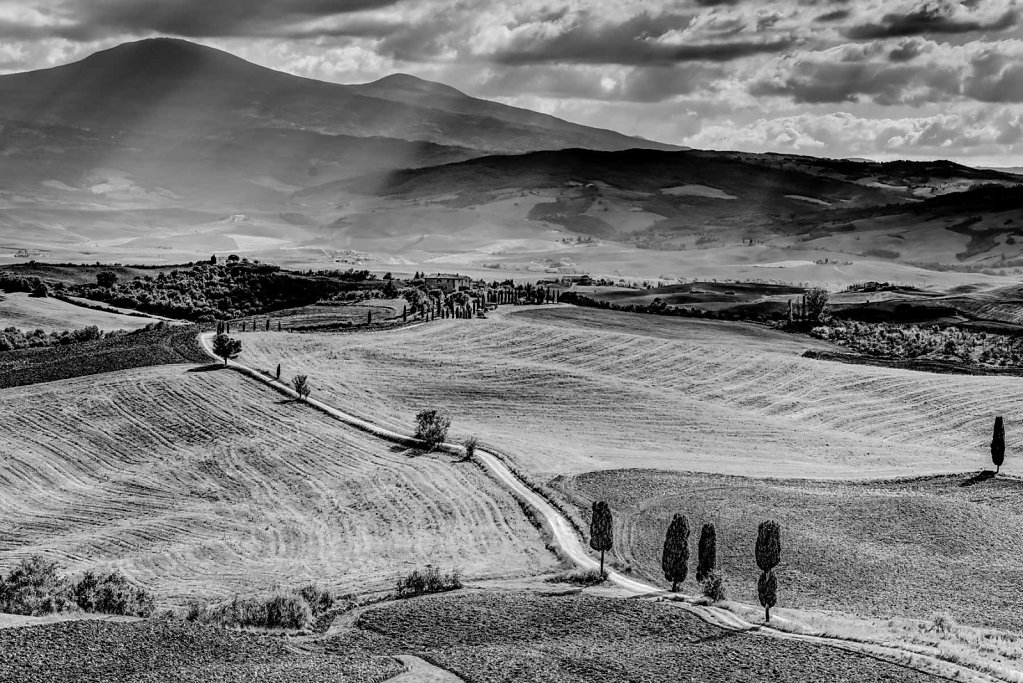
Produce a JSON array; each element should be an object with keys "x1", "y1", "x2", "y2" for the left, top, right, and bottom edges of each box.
[{"x1": 198, "y1": 329, "x2": 1008, "y2": 683}]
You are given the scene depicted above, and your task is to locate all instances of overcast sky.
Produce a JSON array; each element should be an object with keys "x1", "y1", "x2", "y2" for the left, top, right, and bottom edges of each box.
[{"x1": 3, "y1": 0, "x2": 1023, "y2": 165}]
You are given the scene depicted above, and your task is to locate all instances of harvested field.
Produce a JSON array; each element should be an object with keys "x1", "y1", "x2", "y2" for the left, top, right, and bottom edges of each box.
[
  {"x1": 237, "y1": 305, "x2": 1008, "y2": 480},
  {"x1": 0, "y1": 365, "x2": 557, "y2": 602},
  {"x1": 0, "y1": 324, "x2": 205, "y2": 388},
  {"x1": 232, "y1": 299, "x2": 407, "y2": 333},
  {"x1": 557, "y1": 469, "x2": 1023, "y2": 632},
  {"x1": 350, "y1": 591, "x2": 946, "y2": 682},
  {"x1": 0, "y1": 292, "x2": 157, "y2": 333},
  {"x1": 0, "y1": 618, "x2": 402, "y2": 683}
]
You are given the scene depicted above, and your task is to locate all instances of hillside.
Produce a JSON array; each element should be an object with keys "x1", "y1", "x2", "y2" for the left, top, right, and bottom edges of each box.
[{"x1": 0, "y1": 365, "x2": 556, "y2": 601}]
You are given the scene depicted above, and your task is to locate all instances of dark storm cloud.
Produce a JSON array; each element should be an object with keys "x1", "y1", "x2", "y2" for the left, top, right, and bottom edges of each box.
[
  {"x1": 491, "y1": 12, "x2": 796, "y2": 66},
  {"x1": 845, "y1": 3, "x2": 1017, "y2": 39},
  {"x1": 9, "y1": 0, "x2": 405, "y2": 41},
  {"x1": 815, "y1": 9, "x2": 851, "y2": 22}
]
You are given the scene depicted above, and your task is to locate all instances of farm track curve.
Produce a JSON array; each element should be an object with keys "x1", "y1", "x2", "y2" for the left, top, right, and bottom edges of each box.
[{"x1": 198, "y1": 329, "x2": 1008, "y2": 683}]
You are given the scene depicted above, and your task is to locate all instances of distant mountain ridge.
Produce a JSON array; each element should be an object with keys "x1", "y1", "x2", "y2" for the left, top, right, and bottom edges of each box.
[{"x1": 0, "y1": 38, "x2": 677, "y2": 154}]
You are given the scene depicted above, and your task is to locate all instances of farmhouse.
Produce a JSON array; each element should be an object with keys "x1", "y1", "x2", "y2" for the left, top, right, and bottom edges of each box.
[{"x1": 425, "y1": 273, "x2": 472, "y2": 293}]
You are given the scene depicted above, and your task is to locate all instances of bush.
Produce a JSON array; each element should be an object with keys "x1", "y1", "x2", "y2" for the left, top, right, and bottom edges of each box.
[
  {"x1": 546, "y1": 568, "x2": 606, "y2": 586},
  {"x1": 292, "y1": 374, "x2": 311, "y2": 400},
  {"x1": 70, "y1": 571, "x2": 155, "y2": 617},
  {"x1": 0, "y1": 556, "x2": 72, "y2": 616},
  {"x1": 701, "y1": 572, "x2": 726, "y2": 602},
  {"x1": 461, "y1": 435, "x2": 479, "y2": 462},
  {"x1": 191, "y1": 590, "x2": 314, "y2": 630},
  {"x1": 395, "y1": 566, "x2": 462, "y2": 598},
  {"x1": 414, "y1": 409, "x2": 451, "y2": 449}
]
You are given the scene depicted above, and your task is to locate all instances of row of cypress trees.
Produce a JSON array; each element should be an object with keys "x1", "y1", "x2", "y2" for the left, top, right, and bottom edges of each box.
[{"x1": 589, "y1": 500, "x2": 784, "y2": 622}]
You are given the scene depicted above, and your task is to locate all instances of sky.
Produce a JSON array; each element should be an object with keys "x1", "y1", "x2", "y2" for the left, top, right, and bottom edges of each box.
[{"x1": 2, "y1": 0, "x2": 1023, "y2": 166}]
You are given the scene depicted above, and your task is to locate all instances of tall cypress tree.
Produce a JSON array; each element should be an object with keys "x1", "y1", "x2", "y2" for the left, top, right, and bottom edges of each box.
[
  {"x1": 589, "y1": 501, "x2": 613, "y2": 576},
  {"x1": 696, "y1": 523, "x2": 717, "y2": 583},
  {"x1": 992, "y1": 416, "x2": 1005, "y2": 475},
  {"x1": 661, "y1": 514, "x2": 690, "y2": 592},
  {"x1": 756, "y1": 520, "x2": 781, "y2": 622}
]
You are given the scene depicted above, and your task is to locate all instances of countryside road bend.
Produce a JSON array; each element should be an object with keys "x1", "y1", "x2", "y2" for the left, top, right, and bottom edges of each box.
[{"x1": 197, "y1": 331, "x2": 1006, "y2": 683}]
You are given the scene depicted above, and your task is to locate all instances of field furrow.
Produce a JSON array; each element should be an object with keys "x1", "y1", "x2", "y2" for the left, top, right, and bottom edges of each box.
[
  {"x1": 237, "y1": 307, "x2": 1013, "y2": 479},
  {"x1": 0, "y1": 364, "x2": 556, "y2": 601}
]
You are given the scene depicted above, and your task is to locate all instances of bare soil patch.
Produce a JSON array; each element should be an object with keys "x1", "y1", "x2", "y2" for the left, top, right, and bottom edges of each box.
[{"x1": 348, "y1": 591, "x2": 946, "y2": 682}]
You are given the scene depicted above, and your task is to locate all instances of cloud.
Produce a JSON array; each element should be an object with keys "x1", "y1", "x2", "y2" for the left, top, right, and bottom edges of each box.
[
  {"x1": 488, "y1": 11, "x2": 797, "y2": 66},
  {"x1": 845, "y1": 1, "x2": 1017, "y2": 39},
  {"x1": 684, "y1": 107, "x2": 1023, "y2": 159}
]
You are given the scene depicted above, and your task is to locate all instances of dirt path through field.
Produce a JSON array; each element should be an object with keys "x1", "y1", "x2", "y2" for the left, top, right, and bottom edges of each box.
[
  {"x1": 197, "y1": 331, "x2": 1006, "y2": 683},
  {"x1": 387, "y1": 655, "x2": 466, "y2": 682}
]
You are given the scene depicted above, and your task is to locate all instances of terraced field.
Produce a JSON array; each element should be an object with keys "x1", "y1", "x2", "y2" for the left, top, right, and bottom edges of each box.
[
  {"x1": 237, "y1": 306, "x2": 1007, "y2": 480},
  {"x1": 0, "y1": 365, "x2": 556, "y2": 602},
  {"x1": 558, "y1": 469, "x2": 1023, "y2": 632}
]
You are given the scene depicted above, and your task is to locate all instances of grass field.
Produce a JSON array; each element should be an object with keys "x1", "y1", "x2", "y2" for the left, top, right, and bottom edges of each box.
[
  {"x1": 235, "y1": 305, "x2": 1009, "y2": 481},
  {"x1": 0, "y1": 292, "x2": 158, "y2": 333},
  {"x1": 347, "y1": 591, "x2": 947, "y2": 682},
  {"x1": 0, "y1": 365, "x2": 557, "y2": 602},
  {"x1": 556, "y1": 469, "x2": 1023, "y2": 632}
]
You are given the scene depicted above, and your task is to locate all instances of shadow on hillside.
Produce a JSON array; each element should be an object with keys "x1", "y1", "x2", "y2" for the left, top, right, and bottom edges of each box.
[
  {"x1": 960, "y1": 470, "x2": 996, "y2": 487},
  {"x1": 694, "y1": 626, "x2": 759, "y2": 643},
  {"x1": 389, "y1": 444, "x2": 428, "y2": 458},
  {"x1": 188, "y1": 363, "x2": 226, "y2": 372}
]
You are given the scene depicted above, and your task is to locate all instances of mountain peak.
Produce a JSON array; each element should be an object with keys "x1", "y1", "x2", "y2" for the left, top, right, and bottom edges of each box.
[
  {"x1": 359, "y1": 73, "x2": 467, "y2": 98},
  {"x1": 76, "y1": 37, "x2": 260, "y2": 78}
]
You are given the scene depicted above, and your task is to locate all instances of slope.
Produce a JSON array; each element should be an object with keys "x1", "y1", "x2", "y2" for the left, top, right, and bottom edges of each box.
[{"x1": 0, "y1": 365, "x2": 557, "y2": 601}]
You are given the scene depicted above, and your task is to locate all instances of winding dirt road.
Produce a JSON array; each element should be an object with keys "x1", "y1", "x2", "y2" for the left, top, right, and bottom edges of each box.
[{"x1": 198, "y1": 331, "x2": 1008, "y2": 683}]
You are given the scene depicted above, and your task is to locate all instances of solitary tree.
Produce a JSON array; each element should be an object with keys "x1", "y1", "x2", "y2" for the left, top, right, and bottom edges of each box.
[
  {"x1": 992, "y1": 416, "x2": 1005, "y2": 475},
  {"x1": 96, "y1": 271, "x2": 118, "y2": 289},
  {"x1": 275, "y1": 364, "x2": 281, "y2": 381},
  {"x1": 804, "y1": 288, "x2": 830, "y2": 322},
  {"x1": 756, "y1": 520, "x2": 781, "y2": 622},
  {"x1": 292, "y1": 374, "x2": 311, "y2": 400},
  {"x1": 414, "y1": 409, "x2": 451, "y2": 450},
  {"x1": 212, "y1": 334, "x2": 241, "y2": 365},
  {"x1": 661, "y1": 513, "x2": 690, "y2": 592},
  {"x1": 590, "y1": 501, "x2": 614, "y2": 576},
  {"x1": 696, "y1": 522, "x2": 717, "y2": 583},
  {"x1": 461, "y1": 435, "x2": 479, "y2": 462}
]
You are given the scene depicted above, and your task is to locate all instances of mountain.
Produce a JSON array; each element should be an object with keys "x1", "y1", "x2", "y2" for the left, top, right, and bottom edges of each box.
[{"x1": 0, "y1": 38, "x2": 676, "y2": 154}]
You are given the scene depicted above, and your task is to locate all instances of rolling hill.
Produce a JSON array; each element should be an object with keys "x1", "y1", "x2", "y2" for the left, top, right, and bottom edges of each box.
[{"x1": 1, "y1": 38, "x2": 1022, "y2": 278}]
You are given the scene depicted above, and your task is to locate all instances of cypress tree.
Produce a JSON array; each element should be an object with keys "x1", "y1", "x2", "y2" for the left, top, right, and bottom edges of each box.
[
  {"x1": 589, "y1": 501, "x2": 613, "y2": 576},
  {"x1": 403, "y1": 305, "x2": 407, "y2": 322},
  {"x1": 756, "y1": 520, "x2": 781, "y2": 622},
  {"x1": 661, "y1": 513, "x2": 690, "y2": 592},
  {"x1": 367, "y1": 311, "x2": 372, "y2": 325},
  {"x1": 265, "y1": 319, "x2": 270, "y2": 331},
  {"x1": 992, "y1": 416, "x2": 1005, "y2": 474},
  {"x1": 696, "y1": 523, "x2": 716, "y2": 583}
]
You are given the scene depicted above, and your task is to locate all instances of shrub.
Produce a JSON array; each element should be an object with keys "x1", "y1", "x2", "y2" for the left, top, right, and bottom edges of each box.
[
  {"x1": 701, "y1": 572, "x2": 726, "y2": 602},
  {"x1": 297, "y1": 584, "x2": 335, "y2": 616},
  {"x1": 461, "y1": 435, "x2": 479, "y2": 462},
  {"x1": 0, "y1": 556, "x2": 72, "y2": 616},
  {"x1": 414, "y1": 409, "x2": 451, "y2": 449},
  {"x1": 546, "y1": 568, "x2": 606, "y2": 586},
  {"x1": 193, "y1": 590, "x2": 314, "y2": 630},
  {"x1": 70, "y1": 571, "x2": 155, "y2": 617},
  {"x1": 395, "y1": 566, "x2": 462, "y2": 598}
]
